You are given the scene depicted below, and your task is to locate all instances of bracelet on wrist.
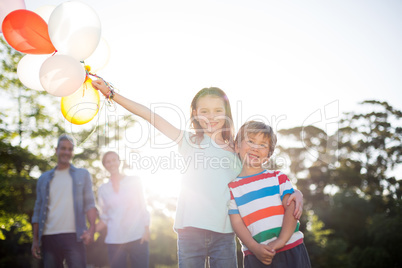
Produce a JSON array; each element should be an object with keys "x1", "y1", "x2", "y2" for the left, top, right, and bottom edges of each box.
[{"x1": 106, "y1": 90, "x2": 115, "y2": 101}]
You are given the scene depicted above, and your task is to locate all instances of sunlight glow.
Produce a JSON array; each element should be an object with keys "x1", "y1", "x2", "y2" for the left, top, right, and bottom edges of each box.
[{"x1": 25, "y1": 0, "x2": 402, "y2": 199}]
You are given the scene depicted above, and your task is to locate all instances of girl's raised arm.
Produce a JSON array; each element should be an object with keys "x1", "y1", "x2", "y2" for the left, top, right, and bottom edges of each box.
[{"x1": 92, "y1": 80, "x2": 183, "y2": 144}]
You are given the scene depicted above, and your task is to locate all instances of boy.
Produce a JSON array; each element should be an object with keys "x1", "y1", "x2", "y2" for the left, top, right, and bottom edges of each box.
[{"x1": 228, "y1": 121, "x2": 311, "y2": 267}]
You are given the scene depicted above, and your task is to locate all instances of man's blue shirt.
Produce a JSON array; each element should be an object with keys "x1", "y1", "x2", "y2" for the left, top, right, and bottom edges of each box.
[{"x1": 32, "y1": 164, "x2": 96, "y2": 244}]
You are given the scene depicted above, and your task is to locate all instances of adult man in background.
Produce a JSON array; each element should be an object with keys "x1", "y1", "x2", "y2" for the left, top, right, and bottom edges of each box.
[{"x1": 31, "y1": 134, "x2": 97, "y2": 267}]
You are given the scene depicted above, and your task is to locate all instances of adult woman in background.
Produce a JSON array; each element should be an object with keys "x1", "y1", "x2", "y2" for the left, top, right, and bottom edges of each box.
[{"x1": 96, "y1": 151, "x2": 150, "y2": 268}]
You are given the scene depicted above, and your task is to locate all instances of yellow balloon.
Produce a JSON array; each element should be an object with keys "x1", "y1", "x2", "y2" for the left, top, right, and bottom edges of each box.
[{"x1": 61, "y1": 78, "x2": 100, "y2": 125}]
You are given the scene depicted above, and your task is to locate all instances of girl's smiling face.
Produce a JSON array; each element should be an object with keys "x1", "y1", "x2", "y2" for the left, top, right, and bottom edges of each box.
[{"x1": 193, "y1": 95, "x2": 227, "y2": 135}]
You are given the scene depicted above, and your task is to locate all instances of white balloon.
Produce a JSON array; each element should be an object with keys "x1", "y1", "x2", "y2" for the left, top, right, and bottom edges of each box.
[
  {"x1": 40, "y1": 55, "x2": 86, "y2": 97},
  {"x1": 34, "y1": 5, "x2": 56, "y2": 23},
  {"x1": 17, "y1": 54, "x2": 51, "y2": 91},
  {"x1": 85, "y1": 37, "x2": 111, "y2": 73},
  {"x1": 48, "y1": 1, "x2": 101, "y2": 61}
]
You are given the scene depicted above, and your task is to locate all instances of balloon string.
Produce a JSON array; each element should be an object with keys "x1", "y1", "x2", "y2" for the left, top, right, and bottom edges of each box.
[
  {"x1": 76, "y1": 71, "x2": 117, "y2": 146},
  {"x1": 76, "y1": 65, "x2": 119, "y2": 146},
  {"x1": 76, "y1": 97, "x2": 109, "y2": 148},
  {"x1": 82, "y1": 82, "x2": 87, "y2": 97}
]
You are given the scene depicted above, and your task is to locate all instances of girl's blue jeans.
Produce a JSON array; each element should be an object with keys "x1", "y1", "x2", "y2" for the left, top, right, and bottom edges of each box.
[{"x1": 177, "y1": 227, "x2": 238, "y2": 268}]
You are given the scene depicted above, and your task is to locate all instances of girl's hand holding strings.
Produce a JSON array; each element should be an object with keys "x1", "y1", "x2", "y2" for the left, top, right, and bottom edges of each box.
[{"x1": 92, "y1": 79, "x2": 110, "y2": 96}]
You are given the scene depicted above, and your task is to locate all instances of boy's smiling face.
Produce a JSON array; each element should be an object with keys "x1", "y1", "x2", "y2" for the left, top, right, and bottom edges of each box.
[{"x1": 236, "y1": 132, "x2": 270, "y2": 170}]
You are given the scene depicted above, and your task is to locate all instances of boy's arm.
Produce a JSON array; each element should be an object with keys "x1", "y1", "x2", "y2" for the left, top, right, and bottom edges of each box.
[
  {"x1": 268, "y1": 194, "x2": 298, "y2": 251},
  {"x1": 230, "y1": 214, "x2": 275, "y2": 265}
]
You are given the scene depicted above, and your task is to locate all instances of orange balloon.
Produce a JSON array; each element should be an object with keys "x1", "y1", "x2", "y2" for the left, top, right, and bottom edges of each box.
[
  {"x1": 61, "y1": 78, "x2": 100, "y2": 125},
  {"x1": 2, "y1": 9, "x2": 56, "y2": 54}
]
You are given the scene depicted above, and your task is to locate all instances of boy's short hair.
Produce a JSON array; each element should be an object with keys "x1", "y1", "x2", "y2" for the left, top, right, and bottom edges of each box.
[
  {"x1": 235, "y1": 121, "x2": 277, "y2": 158},
  {"x1": 57, "y1": 134, "x2": 75, "y2": 148}
]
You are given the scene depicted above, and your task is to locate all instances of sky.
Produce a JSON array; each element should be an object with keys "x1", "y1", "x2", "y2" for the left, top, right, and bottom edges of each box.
[
  {"x1": 17, "y1": 0, "x2": 402, "y2": 196},
  {"x1": 24, "y1": 0, "x2": 402, "y2": 128}
]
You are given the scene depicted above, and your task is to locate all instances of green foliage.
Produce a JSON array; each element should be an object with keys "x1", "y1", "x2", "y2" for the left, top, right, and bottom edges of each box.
[
  {"x1": 338, "y1": 100, "x2": 401, "y2": 198},
  {"x1": 278, "y1": 100, "x2": 402, "y2": 267},
  {"x1": 0, "y1": 37, "x2": 59, "y2": 267},
  {"x1": 365, "y1": 202, "x2": 402, "y2": 267},
  {"x1": 149, "y1": 210, "x2": 178, "y2": 267},
  {"x1": 0, "y1": 220, "x2": 33, "y2": 267},
  {"x1": 0, "y1": 140, "x2": 45, "y2": 266}
]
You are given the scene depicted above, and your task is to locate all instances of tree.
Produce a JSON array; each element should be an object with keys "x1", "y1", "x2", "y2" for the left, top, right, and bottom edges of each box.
[
  {"x1": 337, "y1": 100, "x2": 402, "y2": 201},
  {"x1": 277, "y1": 100, "x2": 402, "y2": 267},
  {"x1": 0, "y1": 37, "x2": 63, "y2": 267}
]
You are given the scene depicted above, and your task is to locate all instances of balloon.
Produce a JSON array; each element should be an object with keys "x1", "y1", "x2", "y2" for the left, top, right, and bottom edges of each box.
[
  {"x1": 85, "y1": 37, "x2": 111, "y2": 73},
  {"x1": 61, "y1": 78, "x2": 100, "y2": 125},
  {"x1": 0, "y1": 0, "x2": 25, "y2": 33},
  {"x1": 48, "y1": 1, "x2": 101, "y2": 61},
  {"x1": 1, "y1": 9, "x2": 56, "y2": 54},
  {"x1": 17, "y1": 54, "x2": 51, "y2": 91},
  {"x1": 40, "y1": 55, "x2": 86, "y2": 97},
  {"x1": 34, "y1": 5, "x2": 55, "y2": 23}
]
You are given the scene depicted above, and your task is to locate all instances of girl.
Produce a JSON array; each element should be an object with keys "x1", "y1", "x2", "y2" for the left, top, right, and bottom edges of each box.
[
  {"x1": 92, "y1": 81, "x2": 303, "y2": 268},
  {"x1": 96, "y1": 151, "x2": 150, "y2": 268}
]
